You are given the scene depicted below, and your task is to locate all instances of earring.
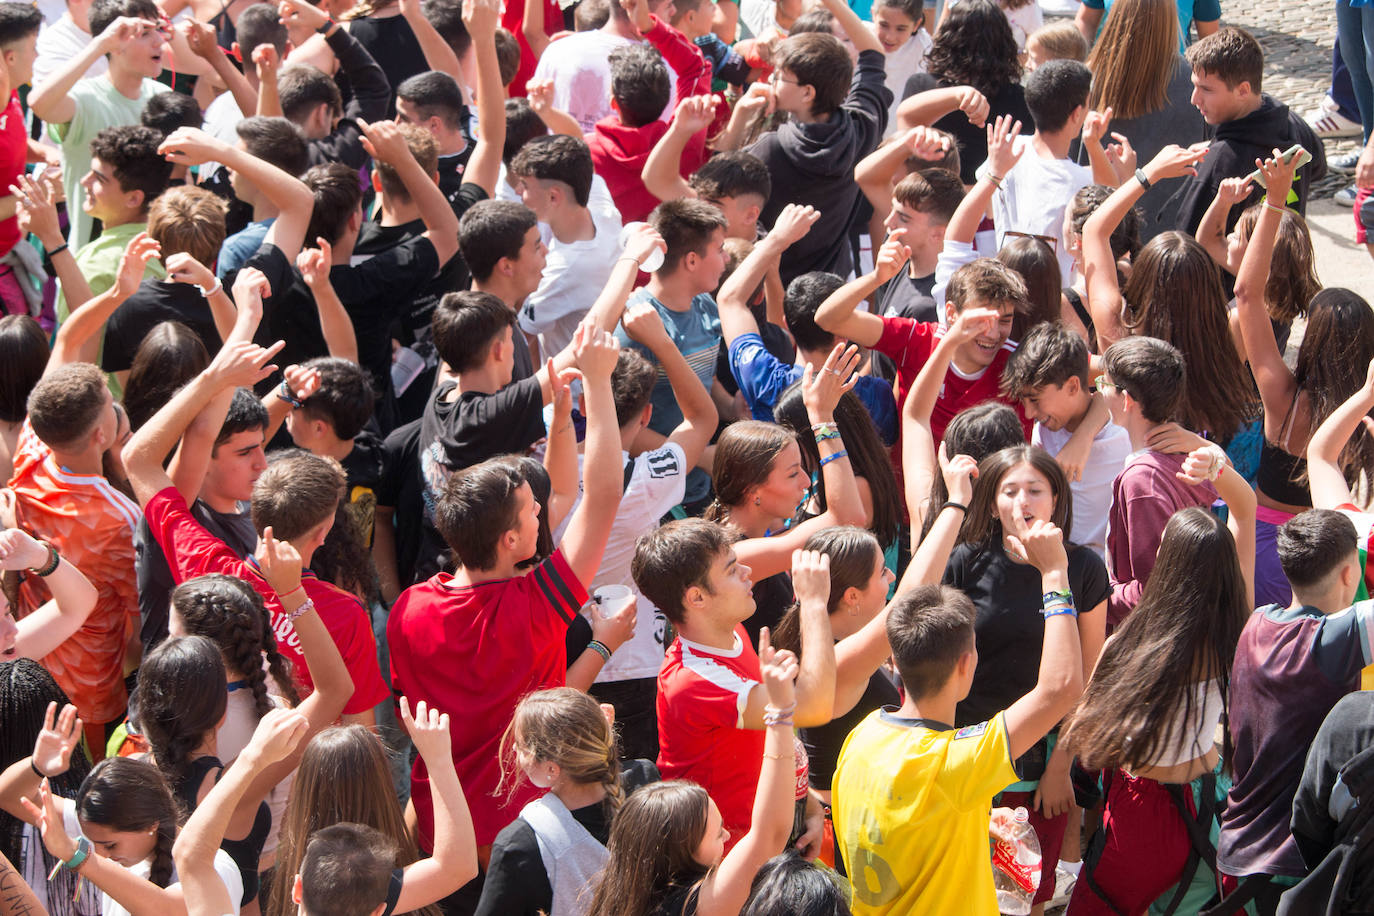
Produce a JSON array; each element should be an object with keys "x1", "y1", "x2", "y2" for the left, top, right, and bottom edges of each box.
[{"x1": 754, "y1": 496, "x2": 761, "y2": 506}]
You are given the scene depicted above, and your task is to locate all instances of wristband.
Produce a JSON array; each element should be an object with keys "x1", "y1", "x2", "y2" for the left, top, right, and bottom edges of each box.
[
  {"x1": 195, "y1": 277, "x2": 223, "y2": 299},
  {"x1": 810, "y1": 422, "x2": 838, "y2": 435},
  {"x1": 1263, "y1": 200, "x2": 1287, "y2": 215},
  {"x1": 1043, "y1": 606, "x2": 1078, "y2": 619},
  {"x1": 986, "y1": 172, "x2": 1003, "y2": 187},
  {"x1": 586, "y1": 639, "x2": 612, "y2": 662},
  {"x1": 46, "y1": 243, "x2": 68, "y2": 259},
  {"x1": 30, "y1": 542, "x2": 60, "y2": 577},
  {"x1": 277, "y1": 380, "x2": 305, "y2": 409},
  {"x1": 818, "y1": 449, "x2": 848, "y2": 468},
  {"x1": 940, "y1": 501, "x2": 967, "y2": 515},
  {"x1": 1042, "y1": 588, "x2": 1073, "y2": 604},
  {"x1": 1135, "y1": 168, "x2": 1152, "y2": 190},
  {"x1": 30, "y1": 758, "x2": 48, "y2": 779},
  {"x1": 316, "y1": 17, "x2": 336, "y2": 34},
  {"x1": 61, "y1": 837, "x2": 90, "y2": 873},
  {"x1": 287, "y1": 597, "x2": 315, "y2": 623},
  {"x1": 278, "y1": 584, "x2": 305, "y2": 601},
  {"x1": 814, "y1": 429, "x2": 841, "y2": 444}
]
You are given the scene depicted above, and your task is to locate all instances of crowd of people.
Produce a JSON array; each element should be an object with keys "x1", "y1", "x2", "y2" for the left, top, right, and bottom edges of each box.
[{"x1": 0, "y1": 0, "x2": 1372, "y2": 913}]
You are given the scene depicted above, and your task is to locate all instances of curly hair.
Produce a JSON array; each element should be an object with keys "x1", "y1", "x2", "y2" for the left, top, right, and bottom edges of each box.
[
  {"x1": 925, "y1": 0, "x2": 1022, "y2": 98},
  {"x1": 171, "y1": 573, "x2": 301, "y2": 718}
]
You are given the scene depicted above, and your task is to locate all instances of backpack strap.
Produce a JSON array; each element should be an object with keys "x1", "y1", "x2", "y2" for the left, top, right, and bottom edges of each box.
[
  {"x1": 1078, "y1": 770, "x2": 1131, "y2": 916},
  {"x1": 1157, "y1": 772, "x2": 1219, "y2": 916}
]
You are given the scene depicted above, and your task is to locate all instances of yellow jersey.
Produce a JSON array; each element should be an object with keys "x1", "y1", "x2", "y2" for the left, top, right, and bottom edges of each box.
[{"x1": 832, "y1": 709, "x2": 1019, "y2": 916}]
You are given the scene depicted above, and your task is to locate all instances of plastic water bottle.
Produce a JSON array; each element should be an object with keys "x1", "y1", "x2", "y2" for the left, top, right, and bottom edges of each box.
[{"x1": 990, "y1": 807, "x2": 1042, "y2": 915}]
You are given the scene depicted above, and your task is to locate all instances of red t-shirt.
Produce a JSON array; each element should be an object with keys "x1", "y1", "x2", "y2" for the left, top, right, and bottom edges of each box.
[
  {"x1": 144, "y1": 487, "x2": 387, "y2": 716},
  {"x1": 656, "y1": 626, "x2": 765, "y2": 848},
  {"x1": 501, "y1": 0, "x2": 561, "y2": 96},
  {"x1": 0, "y1": 93, "x2": 26, "y2": 257},
  {"x1": 387, "y1": 551, "x2": 588, "y2": 848}
]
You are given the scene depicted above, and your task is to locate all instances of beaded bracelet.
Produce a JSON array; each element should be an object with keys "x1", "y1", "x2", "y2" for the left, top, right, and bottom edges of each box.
[
  {"x1": 819, "y1": 450, "x2": 849, "y2": 468},
  {"x1": 587, "y1": 640, "x2": 612, "y2": 662},
  {"x1": 811, "y1": 422, "x2": 838, "y2": 435},
  {"x1": 763, "y1": 711, "x2": 794, "y2": 727},
  {"x1": 277, "y1": 380, "x2": 304, "y2": 409},
  {"x1": 30, "y1": 542, "x2": 60, "y2": 577}
]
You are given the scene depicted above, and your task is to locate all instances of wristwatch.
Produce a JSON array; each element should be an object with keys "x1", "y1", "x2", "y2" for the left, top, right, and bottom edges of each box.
[{"x1": 1134, "y1": 168, "x2": 1152, "y2": 190}]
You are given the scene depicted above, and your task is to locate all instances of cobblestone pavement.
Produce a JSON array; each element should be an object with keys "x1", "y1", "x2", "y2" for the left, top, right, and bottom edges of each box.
[{"x1": 1224, "y1": 0, "x2": 1359, "y2": 197}]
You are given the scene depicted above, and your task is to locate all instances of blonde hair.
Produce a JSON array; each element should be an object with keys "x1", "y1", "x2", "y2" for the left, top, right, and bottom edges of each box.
[
  {"x1": 1087, "y1": 0, "x2": 1181, "y2": 120},
  {"x1": 499, "y1": 688, "x2": 624, "y2": 812},
  {"x1": 147, "y1": 185, "x2": 228, "y2": 267},
  {"x1": 1027, "y1": 21, "x2": 1088, "y2": 63}
]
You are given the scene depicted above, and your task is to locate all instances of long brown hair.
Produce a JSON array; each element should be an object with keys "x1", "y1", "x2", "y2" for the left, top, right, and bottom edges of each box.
[
  {"x1": 1232, "y1": 204, "x2": 1321, "y2": 324},
  {"x1": 1086, "y1": 0, "x2": 1181, "y2": 119},
  {"x1": 1061, "y1": 508, "x2": 1248, "y2": 770},
  {"x1": 583, "y1": 781, "x2": 712, "y2": 916},
  {"x1": 497, "y1": 688, "x2": 624, "y2": 811},
  {"x1": 999, "y1": 236, "x2": 1062, "y2": 340},
  {"x1": 705, "y1": 421, "x2": 795, "y2": 523},
  {"x1": 1121, "y1": 231, "x2": 1257, "y2": 441},
  {"x1": 1294, "y1": 288, "x2": 1374, "y2": 489},
  {"x1": 959, "y1": 445, "x2": 1074, "y2": 548},
  {"x1": 267, "y1": 726, "x2": 439, "y2": 916},
  {"x1": 773, "y1": 526, "x2": 883, "y2": 656}
]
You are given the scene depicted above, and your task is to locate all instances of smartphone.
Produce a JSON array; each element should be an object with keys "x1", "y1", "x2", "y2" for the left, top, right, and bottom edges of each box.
[{"x1": 1246, "y1": 143, "x2": 1313, "y2": 188}]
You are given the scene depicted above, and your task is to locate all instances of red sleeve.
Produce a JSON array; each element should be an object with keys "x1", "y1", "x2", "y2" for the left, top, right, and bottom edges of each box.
[
  {"x1": 874, "y1": 316, "x2": 936, "y2": 372},
  {"x1": 645, "y1": 15, "x2": 712, "y2": 176},
  {"x1": 311, "y1": 583, "x2": 388, "y2": 715},
  {"x1": 501, "y1": 0, "x2": 562, "y2": 95},
  {"x1": 144, "y1": 487, "x2": 250, "y2": 584},
  {"x1": 530, "y1": 549, "x2": 591, "y2": 627}
]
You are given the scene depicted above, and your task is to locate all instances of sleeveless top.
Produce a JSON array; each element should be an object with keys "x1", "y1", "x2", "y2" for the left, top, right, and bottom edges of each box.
[
  {"x1": 520, "y1": 794, "x2": 610, "y2": 916},
  {"x1": 175, "y1": 756, "x2": 270, "y2": 905},
  {"x1": 1256, "y1": 440, "x2": 1312, "y2": 508},
  {"x1": 1134, "y1": 679, "x2": 1225, "y2": 770}
]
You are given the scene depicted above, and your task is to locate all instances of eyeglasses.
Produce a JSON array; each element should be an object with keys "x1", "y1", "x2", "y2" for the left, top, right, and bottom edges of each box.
[
  {"x1": 1097, "y1": 378, "x2": 1128, "y2": 398},
  {"x1": 1003, "y1": 230, "x2": 1059, "y2": 252},
  {"x1": 769, "y1": 72, "x2": 800, "y2": 86}
]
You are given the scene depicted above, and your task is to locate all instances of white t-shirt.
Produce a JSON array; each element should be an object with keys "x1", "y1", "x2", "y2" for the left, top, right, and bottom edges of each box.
[
  {"x1": 34, "y1": 14, "x2": 107, "y2": 89},
  {"x1": 216, "y1": 681, "x2": 293, "y2": 865},
  {"x1": 60, "y1": 798, "x2": 244, "y2": 916},
  {"x1": 198, "y1": 91, "x2": 244, "y2": 181},
  {"x1": 875, "y1": 25, "x2": 932, "y2": 136},
  {"x1": 519, "y1": 198, "x2": 626, "y2": 360},
  {"x1": 945, "y1": 0, "x2": 1044, "y2": 51},
  {"x1": 1034, "y1": 419, "x2": 1132, "y2": 559},
  {"x1": 554, "y1": 444, "x2": 689, "y2": 681},
  {"x1": 531, "y1": 29, "x2": 678, "y2": 133},
  {"x1": 979, "y1": 134, "x2": 1091, "y2": 287}
]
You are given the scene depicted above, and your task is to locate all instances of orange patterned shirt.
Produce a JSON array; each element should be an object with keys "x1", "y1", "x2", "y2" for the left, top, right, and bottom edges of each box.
[{"x1": 9, "y1": 420, "x2": 140, "y2": 724}]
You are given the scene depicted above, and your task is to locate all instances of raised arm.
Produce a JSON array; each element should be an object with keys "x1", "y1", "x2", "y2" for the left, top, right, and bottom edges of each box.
[
  {"x1": 297, "y1": 239, "x2": 360, "y2": 362},
  {"x1": 460, "y1": 0, "x2": 506, "y2": 198},
  {"x1": 48, "y1": 233, "x2": 160, "y2": 369},
  {"x1": 181, "y1": 19, "x2": 258, "y2": 119},
  {"x1": 1307, "y1": 360, "x2": 1374, "y2": 510},
  {"x1": 1079, "y1": 108, "x2": 1122, "y2": 187},
  {"x1": 895, "y1": 84, "x2": 988, "y2": 132},
  {"x1": 1234, "y1": 153, "x2": 1302, "y2": 417},
  {"x1": 582, "y1": 224, "x2": 666, "y2": 336},
  {"x1": 855, "y1": 127, "x2": 952, "y2": 218},
  {"x1": 527, "y1": 79, "x2": 585, "y2": 139},
  {"x1": 557, "y1": 327, "x2": 624, "y2": 586},
  {"x1": 622, "y1": 302, "x2": 718, "y2": 471},
  {"x1": 165, "y1": 253, "x2": 239, "y2": 345},
  {"x1": 7, "y1": 530, "x2": 98, "y2": 662},
  {"x1": 542, "y1": 363, "x2": 580, "y2": 531},
  {"x1": 520, "y1": 0, "x2": 551, "y2": 58},
  {"x1": 717, "y1": 204, "x2": 819, "y2": 346},
  {"x1": 643, "y1": 96, "x2": 716, "y2": 203},
  {"x1": 815, "y1": 0, "x2": 881, "y2": 54},
  {"x1": 946, "y1": 116, "x2": 1023, "y2": 247},
  {"x1": 1196, "y1": 177, "x2": 1252, "y2": 268},
  {"x1": 30, "y1": 16, "x2": 144, "y2": 126},
  {"x1": 253, "y1": 44, "x2": 283, "y2": 118},
  {"x1": 359, "y1": 119, "x2": 460, "y2": 264},
  {"x1": 13, "y1": 175, "x2": 90, "y2": 340},
  {"x1": 400, "y1": 0, "x2": 464, "y2": 80},
  {"x1": 1180, "y1": 444, "x2": 1257, "y2": 608},
  {"x1": 0, "y1": 702, "x2": 82, "y2": 824},
  {"x1": 812, "y1": 241, "x2": 907, "y2": 348}
]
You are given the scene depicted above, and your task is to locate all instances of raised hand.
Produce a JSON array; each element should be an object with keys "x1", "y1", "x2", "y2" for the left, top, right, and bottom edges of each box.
[
  {"x1": 165, "y1": 251, "x2": 216, "y2": 292},
  {"x1": 31, "y1": 702, "x2": 82, "y2": 778},
  {"x1": 801, "y1": 343, "x2": 861, "y2": 419},
  {"x1": 180, "y1": 18, "x2": 219, "y2": 59},
  {"x1": 1103, "y1": 131, "x2": 1137, "y2": 178},
  {"x1": 281, "y1": 364, "x2": 322, "y2": 403},
  {"x1": 159, "y1": 127, "x2": 229, "y2": 168},
  {"x1": 231, "y1": 266, "x2": 273, "y2": 314},
  {"x1": 526, "y1": 78, "x2": 555, "y2": 116},
  {"x1": 400, "y1": 697, "x2": 455, "y2": 765},
  {"x1": 986, "y1": 115, "x2": 1024, "y2": 179},
  {"x1": 735, "y1": 82, "x2": 775, "y2": 119},
  {"x1": 1177, "y1": 444, "x2": 1227, "y2": 485},
  {"x1": 11, "y1": 173, "x2": 61, "y2": 246},
  {"x1": 791, "y1": 549, "x2": 831, "y2": 610},
  {"x1": 621, "y1": 222, "x2": 666, "y2": 267},
  {"x1": 255, "y1": 524, "x2": 303, "y2": 600},
  {"x1": 20, "y1": 779, "x2": 78, "y2": 862},
  {"x1": 938, "y1": 442, "x2": 978, "y2": 505},
  {"x1": 114, "y1": 232, "x2": 162, "y2": 298},
  {"x1": 253, "y1": 43, "x2": 281, "y2": 82},
  {"x1": 955, "y1": 85, "x2": 989, "y2": 128},
  {"x1": 874, "y1": 229, "x2": 911, "y2": 284},
  {"x1": 98, "y1": 16, "x2": 158, "y2": 54},
  {"x1": 945, "y1": 306, "x2": 1002, "y2": 348},
  {"x1": 1145, "y1": 142, "x2": 1210, "y2": 181},
  {"x1": 0, "y1": 528, "x2": 52, "y2": 572},
  {"x1": 1005, "y1": 519, "x2": 1068, "y2": 574},
  {"x1": 1215, "y1": 176, "x2": 1253, "y2": 209},
  {"x1": 277, "y1": 0, "x2": 331, "y2": 33},
  {"x1": 462, "y1": 0, "x2": 500, "y2": 39},
  {"x1": 574, "y1": 324, "x2": 621, "y2": 381},
  {"x1": 622, "y1": 300, "x2": 670, "y2": 348},
  {"x1": 1081, "y1": 107, "x2": 1112, "y2": 145},
  {"x1": 590, "y1": 594, "x2": 638, "y2": 650},
  {"x1": 245, "y1": 707, "x2": 309, "y2": 766},
  {"x1": 770, "y1": 203, "x2": 821, "y2": 248},
  {"x1": 758, "y1": 627, "x2": 799, "y2": 711},
  {"x1": 357, "y1": 119, "x2": 413, "y2": 165},
  {"x1": 906, "y1": 125, "x2": 951, "y2": 161},
  {"x1": 1258, "y1": 147, "x2": 1301, "y2": 205},
  {"x1": 672, "y1": 94, "x2": 718, "y2": 134},
  {"x1": 296, "y1": 239, "x2": 334, "y2": 289},
  {"x1": 206, "y1": 339, "x2": 286, "y2": 395},
  {"x1": 547, "y1": 358, "x2": 579, "y2": 426}
]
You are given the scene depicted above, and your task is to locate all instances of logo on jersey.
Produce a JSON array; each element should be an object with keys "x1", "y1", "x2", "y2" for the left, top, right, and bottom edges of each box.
[
  {"x1": 646, "y1": 449, "x2": 681, "y2": 479},
  {"x1": 954, "y1": 722, "x2": 988, "y2": 740}
]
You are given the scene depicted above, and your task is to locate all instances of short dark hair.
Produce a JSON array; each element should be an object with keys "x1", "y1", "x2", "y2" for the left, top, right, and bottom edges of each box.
[
  {"x1": 575, "y1": 0, "x2": 610, "y2": 29},
  {"x1": 27, "y1": 363, "x2": 106, "y2": 450},
  {"x1": 610, "y1": 44, "x2": 670, "y2": 127},
  {"x1": 494, "y1": 28, "x2": 521, "y2": 86},
  {"x1": 1001, "y1": 322, "x2": 1090, "y2": 399},
  {"x1": 278, "y1": 63, "x2": 343, "y2": 124},
  {"x1": 299, "y1": 823, "x2": 397, "y2": 916},
  {"x1": 235, "y1": 3, "x2": 287, "y2": 56},
  {"x1": 945, "y1": 258, "x2": 1029, "y2": 313},
  {"x1": 892, "y1": 168, "x2": 965, "y2": 225},
  {"x1": 632, "y1": 518, "x2": 732, "y2": 625},
  {"x1": 236, "y1": 116, "x2": 309, "y2": 178},
  {"x1": 510, "y1": 134, "x2": 594, "y2": 208},
  {"x1": 650, "y1": 198, "x2": 726, "y2": 275},
  {"x1": 434, "y1": 459, "x2": 525, "y2": 570},
  {"x1": 215, "y1": 387, "x2": 269, "y2": 449},
  {"x1": 458, "y1": 199, "x2": 538, "y2": 282},
  {"x1": 775, "y1": 32, "x2": 852, "y2": 116},
  {"x1": 0, "y1": 3, "x2": 42, "y2": 47},
  {"x1": 1100, "y1": 336, "x2": 1185, "y2": 424},
  {"x1": 689, "y1": 151, "x2": 771, "y2": 203},
  {"x1": 1277, "y1": 509, "x2": 1359, "y2": 589},
  {"x1": 303, "y1": 162, "x2": 363, "y2": 247},
  {"x1": 1023, "y1": 58, "x2": 1092, "y2": 132},
  {"x1": 89, "y1": 126, "x2": 173, "y2": 213},
  {"x1": 397, "y1": 71, "x2": 467, "y2": 129},
  {"x1": 431, "y1": 290, "x2": 518, "y2": 372},
  {"x1": 504, "y1": 97, "x2": 549, "y2": 165},
  {"x1": 140, "y1": 92, "x2": 203, "y2": 139},
  {"x1": 422, "y1": 0, "x2": 472, "y2": 59},
  {"x1": 89, "y1": 0, "x2": 157, "y2": 40},
  {"x1": 298, "y1": 357, "x2": 376, "y2": 441},
  {"x1": 250, "y1": 452, "x2": 345, "y2": 541},
  {"x1": 887, "y1": 584, "x2": 976, "y2": 700},
  {"x1": 1186, "y1": 26, "x2": 1263, "y2": 94},
  {"x1": 612, "y1": 348, "x2": 656, "y2": 427},
  {"x1": 783, "y1": 272, "x2": 845, "y2": 353}
]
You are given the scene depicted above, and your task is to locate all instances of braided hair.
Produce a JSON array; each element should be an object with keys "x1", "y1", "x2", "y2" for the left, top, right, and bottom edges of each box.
[
  {"x1": 498, "y1": 688, "x2": 624, "y2": 813},
  {"x1": 133, "y1": 635, "x2": 228, "y2": 788},
  {"x1": 171, "y1": 573, "x2": 301, "y2": 718},
  {"x1": 77, "y1": 758, "x2": 183, "y2": 888}
]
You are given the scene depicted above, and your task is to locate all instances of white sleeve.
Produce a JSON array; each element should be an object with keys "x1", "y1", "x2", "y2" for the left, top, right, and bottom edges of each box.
[
  {"x1": 520, "y1": 251, "x2": 588, "y2": 333},
  {"x1": 639, "y1": 443, "x2": 689, "y2": 511}
]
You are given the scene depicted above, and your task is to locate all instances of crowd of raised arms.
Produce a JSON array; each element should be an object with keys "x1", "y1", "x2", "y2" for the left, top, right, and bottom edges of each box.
[{"x1": 4, "y1": 0, "x2": 1374, "y2": 913}]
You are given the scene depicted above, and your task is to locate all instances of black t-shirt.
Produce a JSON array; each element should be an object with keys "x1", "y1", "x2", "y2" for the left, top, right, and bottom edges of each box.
[
  {"x1": 745, "y1": 570, "x2": 794, "y2": 651},
  {"x1": 343, "y1": 15, "x2": 426, "y2": 120},
  {"x1": 475, "y1": 760, "x2": 660, "y2": 916},
  {"x1": 876, "y1": 270, "x2": 938, "y2": 323},
  {"x1": 438, "y1": 152, "x2": 479, "y2": 215},
  {"x1": 1291, "y1": 692, "x2": 1374, "y2": 871},
  {"x1": 376, "y1": 417, "x2": 425, "y2": 590},
  {"x1": 101, "y1": 279, "x2": 223, "y2": 372},
  {"x1": 136, "y1": 498, "x2": 256, "y2": 651},
  {"x1": 414, "y1": 376, "x2": 547, "y2": 579},
  {"x1": 903, "y1": 74, "x2": 1033, "y2": 185},
  {"x1": 234, "y1": 243, "x2": 329, "y2": 387},
  {"x1": 943, "y1": 541, "x2": 1108, "y2": 726},
  {"x1": 803, "y1": 667, "x2": 902, "y2": 791}
]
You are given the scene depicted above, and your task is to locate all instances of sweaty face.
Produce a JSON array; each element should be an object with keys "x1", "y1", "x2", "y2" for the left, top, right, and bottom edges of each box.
[
  {"x1": 873, "y1": 6, "x2": 916, "y2": 54},
  {"x1": 995, "y1": 461, "x2": 1056, "y2": 543}
]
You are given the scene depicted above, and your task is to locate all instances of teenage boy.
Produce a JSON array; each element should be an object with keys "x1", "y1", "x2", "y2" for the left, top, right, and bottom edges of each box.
[
  {"x1": 396, "y1": 70, "x2": 476, "y2": 206},
  {"x1": 585, "y1": 0, "x2": 710, "y2": 223},
  {"x1": 1097, "y1": 337, "x2": 1219, "y2": 624},
  {"x1": 1216, "y1": 509, "x2": 1374, "y2": 911},
  {"x1": 10, "y1": 361, "x2": 140, "y2": 752},
  {"x1": 216, "y1": 117, "x2": 310, "y2": 280},
  {"x1": 616, "y1": 197, "x2": 727, "y2": 510},
  {"x1": 643, "y1": 118, "x2": 773, "y2": 243},
  {"x1": 1002, "y1": 322, "x2": 1130, "y2": 558},
  {"x1": 34, "y1": 0, "x2": 106, "y2": 88},
  {"x1": 458, "y1": 199, "x2": 544, "y2": 379},
  {"x1": 388, "y1": 327, "x2": 624, "y2": 908},
  {"x1": 717, "y1": 202, "x2": 897, "y2": 443},
  {"x1": 510, "y1": 135, "x2": 625, "y2": 361},
  {"x1": 742, "y1": 0, "x2": 890, "y2": 284},
  {"x1": 986, "y1": 59, "x2": 1120, "y2": 285},
  {"x1": 55, "y1": 124, "x2": 172, "y2": 324},
  {"x1": 832, "y1": 523, "x2": 1085, "y2": 915},
  {"x1": 1174, "y1": 27, "x2": 1326, "y2": 232},
  {"x1": 874, "y1": 169, "x2": 965, "y2": 322},
  {"x1": 632, "y1": 519, "x2": 837, "y2": 850},
  {"x1": 125, "y1": 328, "x2": 388, "y2": 724},
  {"x1": 30, "y1": 0, "x2": 169, "y2": 253}
]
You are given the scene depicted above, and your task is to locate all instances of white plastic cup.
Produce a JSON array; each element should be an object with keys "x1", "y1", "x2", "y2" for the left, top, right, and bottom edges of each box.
[
  {"x1": 619, "y1": 222, "x2": 665, "y2": 273},
  {"x1": 593, "y1": 584, "x2": 636, "y2": 621}
]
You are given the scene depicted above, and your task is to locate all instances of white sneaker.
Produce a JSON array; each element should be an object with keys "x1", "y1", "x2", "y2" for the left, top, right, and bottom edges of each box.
[
  {"x1": 1336, "y1": 184, "x2": 1360, "y2": 206},
  {"x1": 1330, "y1": 152, "x2": 1361, "y2": 173},
  {"x1": 1308, "y1": 97, "x2": 1364, "y2": 139},
  {"x1": 1048, "y1": 865, "x2": 1078, "y2": 908}
]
